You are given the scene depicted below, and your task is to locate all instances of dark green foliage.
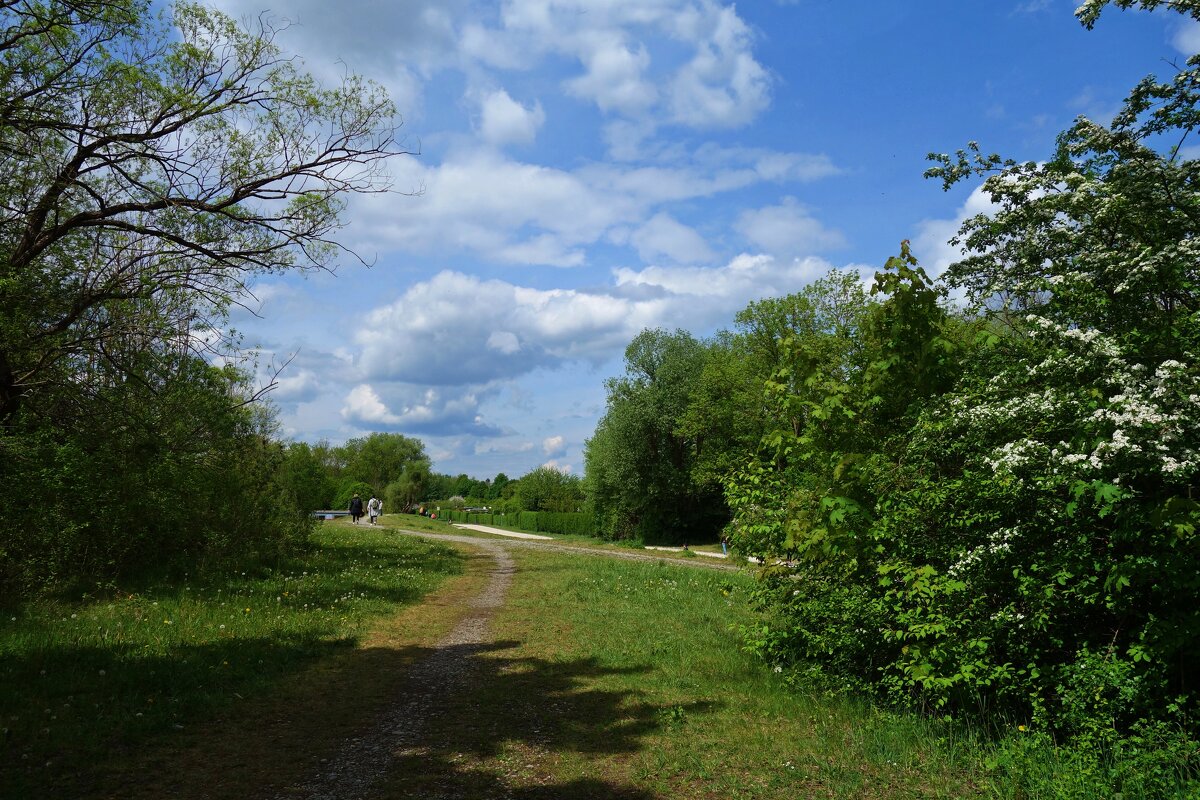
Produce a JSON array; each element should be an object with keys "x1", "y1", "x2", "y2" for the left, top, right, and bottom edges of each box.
[
  {"x1": 277, "y1": 442, "x2": 337, "y2": 512},
  {"x1": 719, "y1": 5, "x2": 1200, "y2": 790},
  {"x1": 337, "y1": 433, "x2": 430, "y2": 493},
  {"x1": 585, "y1": 329, "x2": 730, "y2": 543},
  {"x1": 332, "y1": 481, "x2": 376, "y2": 512},
  {"x1": 0, "y1": 0, "x2": 397, "y2": 600},
  {"x1": 0, "y1": 357, "x2": 312, "y2": 599},
  {"x1": 514, "y1": 466, "x2": 585, "y2": 513}
]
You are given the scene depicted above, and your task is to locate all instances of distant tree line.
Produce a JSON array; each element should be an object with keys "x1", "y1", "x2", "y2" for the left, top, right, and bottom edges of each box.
[{"x1": 276, "y1": 435, "x2": 585, "y2": 517}]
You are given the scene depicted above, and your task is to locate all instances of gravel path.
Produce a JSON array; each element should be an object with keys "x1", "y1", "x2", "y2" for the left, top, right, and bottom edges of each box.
[
  {"x1": 401, "y1": 528, "x2": 741, "y2": 573},
  {"x1": 276, "y1": 529, "x2": 739, "y2": 799},
  {"x1": 277, "y1": 539, "x2": 514, "y2": 800}
]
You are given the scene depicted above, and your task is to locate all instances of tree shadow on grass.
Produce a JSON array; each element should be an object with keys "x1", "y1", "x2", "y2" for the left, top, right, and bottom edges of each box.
[
  {"x1": 344, "y1": 639, "x2": 721, "y2": 800},
  {"x1": 17, "y1": 635, "x2": 719, "y2": 800},
  {"x1": 0, "y1": 534, "x2": 467, "y2": 799}
]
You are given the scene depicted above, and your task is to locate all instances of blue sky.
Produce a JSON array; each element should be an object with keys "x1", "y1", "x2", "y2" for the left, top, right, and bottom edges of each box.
[{"x1": 210, "y1": 0, "x2": 1195, "y2": 479}]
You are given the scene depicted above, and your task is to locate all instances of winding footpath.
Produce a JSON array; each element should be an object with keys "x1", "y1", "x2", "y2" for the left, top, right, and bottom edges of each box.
[{"x1": 277, "y1": 527, "x2": 736, "y2": 799}]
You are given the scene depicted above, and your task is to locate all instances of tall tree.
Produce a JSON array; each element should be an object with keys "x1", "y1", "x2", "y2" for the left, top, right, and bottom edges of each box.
[
  {"x1": 0, "y1": 0, "x2": 402, "y2": 594},
  {"x1": 0, "y1": 0, "x2": 402, "y2": 425},
  {"x1": 514, "y1": 466, "x2": 584, "y2": 513},
  {"x1": 340, "y1": 432, "x2": 430, "y2": 493},
  {"x1": 585, "y1": 328, "x2": 724, "y2": 542}
]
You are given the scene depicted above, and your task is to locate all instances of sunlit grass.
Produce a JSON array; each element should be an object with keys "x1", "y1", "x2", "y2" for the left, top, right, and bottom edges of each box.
[{"x1": 396, "y1": 549, "x2": 983, "y2": 799}]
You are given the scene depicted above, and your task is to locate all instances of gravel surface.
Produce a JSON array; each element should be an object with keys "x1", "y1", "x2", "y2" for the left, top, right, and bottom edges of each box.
[
  {"x1": 276, "y1": 539, "x2": 514, "y2": 800},
  {"x1": 399, "y1": 529, "x2": 741, "y2": 573}
]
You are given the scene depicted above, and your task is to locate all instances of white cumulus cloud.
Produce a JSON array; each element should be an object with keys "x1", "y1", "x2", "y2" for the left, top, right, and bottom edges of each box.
[
  {"x1": 630, "y1": 213, "x2": 716, "y2": 264},
  {"x1": 735, "y1": 197, "x2": 845, "y2": 256},
  {"x1": 342, "y1": 384, "x2": 404, "y2": 426},
  {"x1": 478, "y1": 88, "x2": 546, "y2": 145},
  {"x1": 913, "y1": 184, "x2": 998, "y2": 279}
]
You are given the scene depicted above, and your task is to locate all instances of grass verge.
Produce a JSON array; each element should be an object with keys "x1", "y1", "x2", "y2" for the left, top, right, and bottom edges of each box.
[{"x1": 373, "y1": 547, "x2": 983, "y2": 799}]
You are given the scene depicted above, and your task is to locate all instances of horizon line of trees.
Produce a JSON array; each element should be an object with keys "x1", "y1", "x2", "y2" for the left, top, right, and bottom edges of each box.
[{"x1": 276, "y1": 434, "x2": 587, "y2": 518}]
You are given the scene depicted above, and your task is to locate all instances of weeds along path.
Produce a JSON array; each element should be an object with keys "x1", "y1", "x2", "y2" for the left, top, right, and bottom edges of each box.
[{"x1": 278, "y1": 537, "x2": 515, "y2": 800}]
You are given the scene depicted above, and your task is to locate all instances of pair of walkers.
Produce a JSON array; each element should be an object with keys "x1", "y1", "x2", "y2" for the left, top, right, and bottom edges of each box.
[{"x1": 348, "y1": 494, "x2": 383, "y2": 524}]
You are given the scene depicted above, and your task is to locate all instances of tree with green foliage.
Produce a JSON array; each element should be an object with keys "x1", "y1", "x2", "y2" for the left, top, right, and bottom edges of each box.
[
  {"x1": 585, "y1": 328, "x2": 726, "y2": 542},
  {"x1": 0, "y1": 0, "x2": 402, "y2": 596},
  {"x1": 0, "y1": 0, "x2": 400, "y2": 424},
  {"x1": 722, "y1": 3, "x2": 1200, "y2": 791},
  {"x1": 276, "y1": 442, "x2": 336, "y2": 513},
  {"x1": 898, "y1": 14, "x2": 1200, "y2": 726},
  {"x1": 675, "y1": 332, "x2": 765, "y2": 494},
  {"x1": 514, "y1": 466, "x2": 584, "y2": 513},
  {"x1": 386, "y1": 464, "x2": 429, "y2": 512},
  {"x1": 338, "y1": 433, "x2": 430, "y2": 494}
]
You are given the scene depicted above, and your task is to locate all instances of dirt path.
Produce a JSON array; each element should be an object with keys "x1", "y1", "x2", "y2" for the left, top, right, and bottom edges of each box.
[
  {"x1": 269, "y1": 529, "x2": 737, "y2": 799},
  {"x1": 276, "y1": 539, "x2": 515, "y2": 800},
  {"x1": 398, "y1": 528, "x2": 741, "y2": 573}
]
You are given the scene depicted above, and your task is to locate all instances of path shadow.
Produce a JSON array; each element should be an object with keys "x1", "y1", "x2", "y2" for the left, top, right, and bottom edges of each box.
[{"x1": 341, "y1": 639, "x2": 719, "y2": 800}]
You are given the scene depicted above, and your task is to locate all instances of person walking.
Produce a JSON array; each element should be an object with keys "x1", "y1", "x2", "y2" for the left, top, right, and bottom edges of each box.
[
  {"x1": 367, "y1": 495, "x2": 382, "y2": 525},
  {"x1": 349, "y1": 494, "x2": 364, "y2": 524}
]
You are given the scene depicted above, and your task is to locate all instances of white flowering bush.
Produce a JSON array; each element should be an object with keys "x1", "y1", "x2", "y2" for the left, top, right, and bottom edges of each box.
[
  {"x1": 875, "y1": 313, "x2": 1200, "y2": 717},
  {"x1": 727, "y1": 9, "x2": 1200, "y2": 789}
]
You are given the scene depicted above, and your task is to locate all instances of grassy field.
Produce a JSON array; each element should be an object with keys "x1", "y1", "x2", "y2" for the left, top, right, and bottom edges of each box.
[
  {"x1": 1, "y1": 519, "x2": 1006, "y2": 799},
  {"x1": 0, "y1": 525, "x2": 470, "y2": 798}
]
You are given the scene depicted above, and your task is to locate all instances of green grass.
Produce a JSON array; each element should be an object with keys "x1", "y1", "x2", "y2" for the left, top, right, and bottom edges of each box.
[
  {"x1": 10, "y1": 521, "x2": 1173, "y2": 799},
  {"x1": 374, "y1": 548, "x2": 983, "y2": 799},
  {"x1": 384, "y1": 512, "x2": 734, "y2": 565},
  {"x1": 0, "y1": 525, "x2": 465, "y2": 798}
]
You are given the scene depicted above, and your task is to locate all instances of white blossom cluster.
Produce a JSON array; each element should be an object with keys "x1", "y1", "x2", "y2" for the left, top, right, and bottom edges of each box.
[
  {"x1": 948, "y1": 526, "x2": 1020, "y2": 577},
  {"x1": 947, "y1": 317, "x2": 1200, "y2": 483}
]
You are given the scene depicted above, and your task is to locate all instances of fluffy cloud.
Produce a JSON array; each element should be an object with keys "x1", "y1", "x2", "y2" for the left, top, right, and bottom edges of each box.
[
  {"x1": 272, "y1": 369, "x2": 322, "y2": 403},
  {"x1": 735, "y1": 197, "x2": 845, "y2": 256},
  {"x1": 630, "y1": 213, "x2": 716, "y2": 263},
  {"x1": 356, "y1": 151, "x2": 624, "y2": 265},
  {"x1": 353, "y1": 145, "x2": 838, "y2": 267},
  {"x1": 341, "y1": 382, "x2": 505, "y2": 436},
  {"x1": 478, "y1": 88, "x2": 545, "y2": 145},
  {"x1": 543, "y1": 435, "x2": 566, "y2": 456},
  {"x1": 1174, "y1": 19, "x2": 1200, "y2": 54},
  {"x1": 913, "y1": 183, "x2": 997, "y2": 280},
  {"x1": 667, "y1": 4, "x2": 770, "y2": 127},
  {"x1": 341, "y1": 384, "x2": 404, "y2": 426},
  {"x1": 564, "y1": 31, "x2": 657, "y2": 114},
  {"x1": 216, "y1": 0, "x2": 773, "y2": 133},
  {"x1": 467, "y1": 0, "x2": 771, "y2": 130},
  {"x1": 355, "y1": 251, "x2": 859, "y2": 393},
  {"x1": 355, "y1": 271, "x2": 658, "y2": 385},
  {"x1": 205, "y1": 0, "x2": 469, "y2": 115}
]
